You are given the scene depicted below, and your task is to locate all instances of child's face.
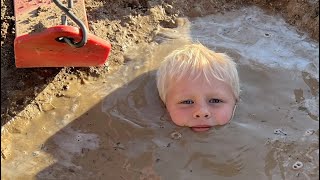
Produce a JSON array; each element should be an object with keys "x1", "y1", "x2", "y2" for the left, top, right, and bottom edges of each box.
[{"x1": 165, "y1": 76, "x2": 237, "y2": 132}]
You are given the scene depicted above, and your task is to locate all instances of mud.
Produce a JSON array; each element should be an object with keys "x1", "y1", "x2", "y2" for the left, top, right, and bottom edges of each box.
[
  {"x1": 1, "y1": 0, "x2": 319, "y2": 126},
  {"x1": 1, "y1": 0, "x2": 319, "y2": 179}
]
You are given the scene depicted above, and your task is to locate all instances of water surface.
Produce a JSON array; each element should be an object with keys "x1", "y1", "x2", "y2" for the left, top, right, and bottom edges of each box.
[{"x1": 1, "y1": 6, "x2": 318, "y2": 180}]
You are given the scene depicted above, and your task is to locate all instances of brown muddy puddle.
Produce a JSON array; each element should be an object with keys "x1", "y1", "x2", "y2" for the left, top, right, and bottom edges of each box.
[{"x1": 1, "y1": 6, "x2": 319, "y2": 179}]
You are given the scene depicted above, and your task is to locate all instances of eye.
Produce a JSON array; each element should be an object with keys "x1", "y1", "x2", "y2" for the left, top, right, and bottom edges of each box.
[
  {"x1": 179, "y1": 100, "x2": 194, "y2": 104},
  {"x1": 209, "y1": 98, "x2": 222, "y2": 103}
]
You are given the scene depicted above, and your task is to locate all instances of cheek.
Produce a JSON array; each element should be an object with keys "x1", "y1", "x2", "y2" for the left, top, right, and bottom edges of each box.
[
  {"x1": 215, "y1": 106, "x2": 234, "y2": 125},
  {"x1": 167, "y1": 107, "x2": 189, "y2": 126}
]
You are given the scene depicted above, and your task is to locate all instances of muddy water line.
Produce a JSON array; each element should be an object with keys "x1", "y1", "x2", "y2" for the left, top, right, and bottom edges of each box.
[{"x1": 1, "y1": 6, "x2": 319, "y2": 179}]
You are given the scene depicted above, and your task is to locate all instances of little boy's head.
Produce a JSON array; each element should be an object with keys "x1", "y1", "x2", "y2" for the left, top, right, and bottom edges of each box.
[{"x1": 156, "y1": 43, "x2": 239, "y2": 132}]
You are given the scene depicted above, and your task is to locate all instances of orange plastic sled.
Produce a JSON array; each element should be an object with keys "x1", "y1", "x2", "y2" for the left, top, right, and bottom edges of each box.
[{"x1": 13, "y1": 0, "x2": 111, "y2": 68}]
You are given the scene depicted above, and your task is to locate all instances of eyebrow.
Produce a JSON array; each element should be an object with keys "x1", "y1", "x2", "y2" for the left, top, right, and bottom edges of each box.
[{"x1": 176, "y1": 93, "x2": 226, "y2": 101}]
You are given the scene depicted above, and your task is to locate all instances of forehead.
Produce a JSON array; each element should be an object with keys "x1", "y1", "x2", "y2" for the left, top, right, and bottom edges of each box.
[{"x1": 168, "y1": 76, "x2": 232, "y2": 95}]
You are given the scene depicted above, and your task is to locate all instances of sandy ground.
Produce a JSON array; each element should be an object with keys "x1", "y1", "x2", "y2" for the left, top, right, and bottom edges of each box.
[{"x1": 0, "y1": 0, "x2": 319, "y2": 179}]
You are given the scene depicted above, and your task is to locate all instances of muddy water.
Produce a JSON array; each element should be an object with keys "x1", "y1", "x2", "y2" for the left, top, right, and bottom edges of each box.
[{"x1": 1, "y1": 6, "x2": 319, "y2": 180}]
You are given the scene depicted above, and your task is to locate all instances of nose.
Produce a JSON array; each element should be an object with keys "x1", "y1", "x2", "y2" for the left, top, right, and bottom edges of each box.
[{"x1": 193, "y1": 105, "x2": 211, "y2": 119}]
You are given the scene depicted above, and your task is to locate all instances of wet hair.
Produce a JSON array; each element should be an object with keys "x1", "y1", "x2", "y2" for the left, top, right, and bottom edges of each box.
[{"x1": 156, "y1": 42, "x2": 240, "y2": 103}]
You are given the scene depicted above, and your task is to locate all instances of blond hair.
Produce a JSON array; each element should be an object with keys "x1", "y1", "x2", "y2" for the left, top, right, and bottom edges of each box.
[{"x1": 156, "y1": 43, "x2": 240, "y2": 103}]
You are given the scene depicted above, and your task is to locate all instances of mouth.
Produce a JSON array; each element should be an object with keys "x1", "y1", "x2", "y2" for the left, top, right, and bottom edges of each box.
[{"x1": 190, "y1": 125, "x2": 212, "y2": 132}]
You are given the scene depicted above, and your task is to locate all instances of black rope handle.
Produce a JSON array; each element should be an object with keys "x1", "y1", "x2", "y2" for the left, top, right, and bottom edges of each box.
[{"x1": 53, "y1": 0, "x2": 88, "y2": 48}]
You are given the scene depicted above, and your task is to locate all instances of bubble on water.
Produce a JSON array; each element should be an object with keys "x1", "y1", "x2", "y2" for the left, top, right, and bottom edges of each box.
[
  {"x1": 292, "y1": 161, "x2": 303, "y2": 170},
  {"x1": 274, "y1": 128, "x2": 287, "y2": 136},
  {"x1": 76, "y1": 135, "x2": 82, "y2": 142},
  {"x1": 264, "y1": 33, "x2": 271, "y2": 37},
  {"x1": 304, "y1": 129, "x2": 315, "y2": 136},
  {"x1": 171, "y1": 131, "x2": 182, "y2": 140}
]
